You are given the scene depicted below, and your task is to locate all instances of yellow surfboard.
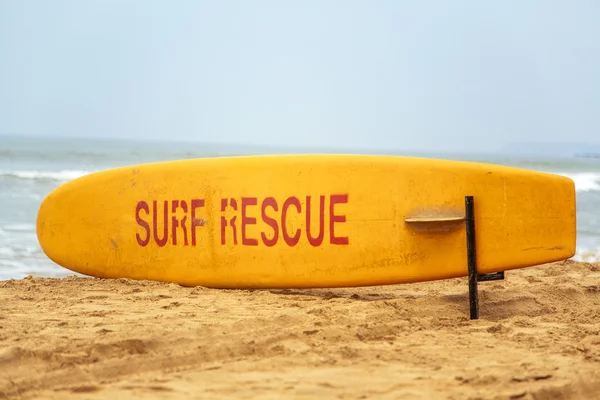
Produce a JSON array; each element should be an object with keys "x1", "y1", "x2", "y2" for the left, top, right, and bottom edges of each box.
[{"x1": 36, "y1": 154, "x2": 576, "y2": 288}]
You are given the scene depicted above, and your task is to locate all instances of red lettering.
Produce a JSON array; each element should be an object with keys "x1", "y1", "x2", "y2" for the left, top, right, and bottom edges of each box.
[
  {"x1": 180, "y1": 200, "x2": 189, "y2": 246},
  {"x1": 330, "y1": 194, "x2": 349, "y2": 245},
  {"x1": 261, "y1": 197, "x2": 279, "y2": 246},
  {"x1": 171, "y1": 200, "x2": 179, "y2": 245},
  {"x1": 220, "y1": 198, "x2": 238, "y2": 245},
  {"x1": 153, "y1": 200, "x2": 169, "y2": 247},
  {"x1": 135, "y1": 201, "x2": 150, "y2": 246},
  {"x1": 220, "y1": 198, "x2": 228, "y2": 245},
  {"x1": 281, "y1": 197, "x2": 301, "y2": 246},
  {"x1": 191, "y1": 199, "x2": 205, "y2": 246},
  {"x1": 170, "y1": 200, "x2": 189, "y2": 246},
  {"x1": 306, "y1": 195, "x2": 325, "y2": 246},
  {"x1": 136, "y1": 193, "x2": 350, "y2": 248},
  {"x1": 241, "y1": 197, "x2": 258, "y2": 246}
]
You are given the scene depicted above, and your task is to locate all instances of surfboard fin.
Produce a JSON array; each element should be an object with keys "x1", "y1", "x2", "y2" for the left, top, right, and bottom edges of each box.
[
  {"x1": 477, "y1": 271, "x2": 505, "y2": 282},
  {"x1": 403, "y1": 215, "x2": 465, "y2": 232},
  {"x1": 403, "y1": 216, "x2": 465, "y2": 223}
]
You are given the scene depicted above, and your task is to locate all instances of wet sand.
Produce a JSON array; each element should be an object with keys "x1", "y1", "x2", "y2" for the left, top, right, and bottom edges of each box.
[{"x1": 1, "y1": 259, "x2": 600, "y2": 399}]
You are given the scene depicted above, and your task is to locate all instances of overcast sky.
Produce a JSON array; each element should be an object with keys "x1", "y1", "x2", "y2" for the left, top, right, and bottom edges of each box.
[{"x1": 1, "y1": 1, "x2": 599, "y2": 152}]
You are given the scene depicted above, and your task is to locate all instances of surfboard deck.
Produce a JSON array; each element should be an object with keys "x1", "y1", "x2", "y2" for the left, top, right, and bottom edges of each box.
[{"x1": 36, "y1": 154, "x2": 577, "y2": 288}]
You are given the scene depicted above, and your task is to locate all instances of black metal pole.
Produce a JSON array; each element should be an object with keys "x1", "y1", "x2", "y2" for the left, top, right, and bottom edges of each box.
[{"x1": 465, "y1": 196, "x2": 479, "y2": 320}]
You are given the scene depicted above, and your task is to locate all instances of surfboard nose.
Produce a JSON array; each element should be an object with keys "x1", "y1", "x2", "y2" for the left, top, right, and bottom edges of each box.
[
  {"x1": 36, "y1": 177, "x2": 98, "y2": 275},
  {"x1": 36, "y1": 190, "x2": 59, "y2": 267},
  {"x1": 36, "y1": 186, "x2": 74, "y2": 270}
]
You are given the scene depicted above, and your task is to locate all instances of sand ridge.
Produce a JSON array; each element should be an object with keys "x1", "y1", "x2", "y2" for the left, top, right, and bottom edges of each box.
[{"x1": 1, "y1": 259, "x2": 600, "y2": 399}]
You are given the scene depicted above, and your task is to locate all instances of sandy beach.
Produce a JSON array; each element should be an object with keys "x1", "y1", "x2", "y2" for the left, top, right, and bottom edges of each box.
[{"x1": 1, "y1": 259, "x2": 600, "y2": 399}]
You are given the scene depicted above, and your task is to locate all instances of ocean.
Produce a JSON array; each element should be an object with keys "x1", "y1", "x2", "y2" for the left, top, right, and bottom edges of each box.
[{"x1": 1, "y1": 135, "x2": 599, "y2": 281}]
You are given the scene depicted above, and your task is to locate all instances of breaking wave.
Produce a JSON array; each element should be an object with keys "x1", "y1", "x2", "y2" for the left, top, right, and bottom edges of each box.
[
  {"x1": 0, "y1": 170, "x2": 92, "y2": 182},
  {"x1": 572, "y1": 250, "x2": 600, "y2": 263},
  {"x1": 556, "y1": 172, "x2": 600, "y2": 192}
]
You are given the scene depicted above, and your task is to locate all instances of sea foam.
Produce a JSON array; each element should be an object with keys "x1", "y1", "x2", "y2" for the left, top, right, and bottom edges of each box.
[
  {"x1": 557, "y1": 172, "x2": 600, "y2": 192},
  {"x1": 0, "y1": 170, "x2": 91, "y2": 182}
]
